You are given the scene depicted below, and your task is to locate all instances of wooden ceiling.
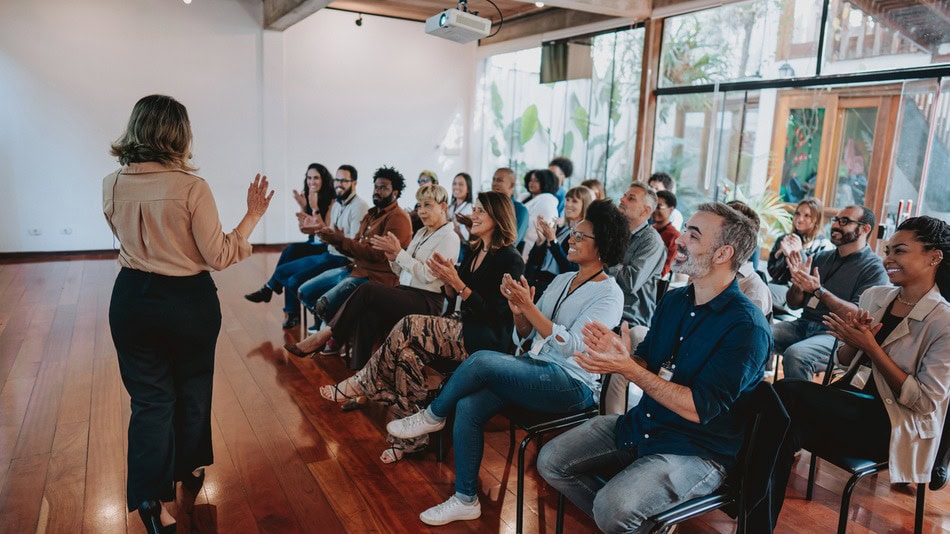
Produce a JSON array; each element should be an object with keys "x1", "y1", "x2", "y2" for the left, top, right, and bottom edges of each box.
[{"x1": 327, "y1": 0, "x2": 543, "y2": 23}]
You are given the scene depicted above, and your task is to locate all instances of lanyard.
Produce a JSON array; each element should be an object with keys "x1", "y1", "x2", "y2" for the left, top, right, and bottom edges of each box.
[
  {"x1": 550, "y1": 269, "x2": 604, "y2": 322},
  {"x1": 409, "y1": 223, "x2": 449, "y2": 259},
  {"x1": 662, "y1": 298, "x2": 711, "y2": 370}
]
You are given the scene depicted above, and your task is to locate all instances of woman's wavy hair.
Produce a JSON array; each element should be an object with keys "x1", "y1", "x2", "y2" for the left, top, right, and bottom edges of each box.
[
  {"x1": 304, "y1": 163, "x2": 335, "y2": 218},
  {"x1": 470, "y1": 191, "x2": 516, "y2": 252},
  {"x1": 897, "y1": 216, "x2": 950, "y2": 299},
  {"x1": 585, "y1": 200, "x2": 630, "y2": 267},
  {"x1": 795, "y1": 198, "x2": 824, "y2": 243},
  {"x1": 110, "y1": 95, "x2": 196, "y2": 171}
]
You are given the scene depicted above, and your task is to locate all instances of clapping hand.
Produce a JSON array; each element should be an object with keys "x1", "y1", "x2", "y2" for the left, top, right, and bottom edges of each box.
[
  {"x1": 789, "y1": 255, "x2": 821, "y2": 294},
  {"x1": 823, "y1": 310, "x2": 881, "y2": 353},
  {"x1": 426, "y1": 252, "x2": 463, "y2": 289},
  {"x1": 500, "y1": 273, "x2": 534, "y2": 315},
  {"x1": 370, "y1": 232, "x2": 403, "y2": 261},
  {"x1": 247, "y1": 174, "x2": 275, "y2": 217},
  {"x1": 536, "y1": 216, "x2": 556, "y2": 243},
  {"x1": 455, "y1": 213, "x2": 473, "y2": 228},
  {"x1": 574, "y1": 321, "x2": 638, "y2": 374},
  {"x1": 316, "y1": 225, "x2": 344, "y2": 245},
  {"x1": 297, "y1": 211, "x2": 323, "y2": 235},
  {"x1": 292, "y1": 189, "x2": 307, "y2": 210},
  {"x1": 778, "y1": 234, "x2": 803, "y2": 260}
]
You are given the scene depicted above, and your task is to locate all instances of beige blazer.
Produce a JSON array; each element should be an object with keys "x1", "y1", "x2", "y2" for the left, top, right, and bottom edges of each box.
[{"x1": 839, "y1": 285, "x2": 950, "y2": 483}]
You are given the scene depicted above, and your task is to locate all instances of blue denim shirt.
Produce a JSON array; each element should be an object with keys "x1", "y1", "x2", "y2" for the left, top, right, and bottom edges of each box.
[{"x1": 614, "y1": 279, "x2": 772, "y2": 470}]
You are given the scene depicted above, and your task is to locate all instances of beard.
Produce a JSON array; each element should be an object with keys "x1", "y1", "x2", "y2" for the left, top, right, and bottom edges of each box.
[
  {"x1": 830, "y1": 227, "x2": 859, "y2": 246},
  {"x1": 335, "y1": 185, "x2": 353, "y2": 200},
  {"x1": 671, "y1": 245, "x2": 713, "y2": 279},
  {"x1": 373, "y1": 192, "x2": 396, "y2": 209}
]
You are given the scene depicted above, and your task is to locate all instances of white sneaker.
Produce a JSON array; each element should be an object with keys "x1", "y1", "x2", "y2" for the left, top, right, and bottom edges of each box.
[
  {"x1": 387, "y1": 411, "x2": 445, "y2": 439},
  {"x1": 419, "y1": 495, "x2": 481, "y2": 526}
]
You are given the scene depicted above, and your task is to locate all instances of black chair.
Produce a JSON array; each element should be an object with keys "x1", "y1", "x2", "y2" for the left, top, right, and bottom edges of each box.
[
  {"x1": 502, "y1": 374, "x2": 615, "y2": 533},
  {"x1": 804, "y1": 348, "x2": 950, "y2": 534},
  {"x1": 555, "y1": 381, "x2": 790, "y2": 534}
]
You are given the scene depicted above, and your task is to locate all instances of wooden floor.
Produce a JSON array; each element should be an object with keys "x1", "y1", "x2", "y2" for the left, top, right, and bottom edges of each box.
[{"x1": 0, "y1": 252, "x2": 948, "y2": 533}]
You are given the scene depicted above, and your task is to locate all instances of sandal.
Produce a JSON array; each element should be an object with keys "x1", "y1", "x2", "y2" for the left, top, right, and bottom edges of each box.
[
  {"x1": 380, "y1": 445, "x2": 405, "y2": 464},
  {"x1": 319, "y1": 378, "x2": 363, "y2": 403}
]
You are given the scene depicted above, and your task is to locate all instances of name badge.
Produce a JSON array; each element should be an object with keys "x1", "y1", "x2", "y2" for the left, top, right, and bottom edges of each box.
[
  {"x1": 806, "y1": 296, "x2": 820, "y2": 309},
  {"x1": 398, "y1": 270, "x2": 413, "y2": 286},
  {"x1": 658, "y1": 366, "x2": 674, "y2": 382},
  {"x1": 850, "y1": 365, "x2": 872, "y2": 389}
]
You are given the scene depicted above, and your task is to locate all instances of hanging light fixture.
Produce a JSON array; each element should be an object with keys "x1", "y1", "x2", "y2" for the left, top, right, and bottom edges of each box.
[{"x1": 778, "y1": 62, "x2": 795, "y2": 78}]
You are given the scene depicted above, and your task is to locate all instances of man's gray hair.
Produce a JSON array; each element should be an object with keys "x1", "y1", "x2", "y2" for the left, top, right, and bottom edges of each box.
[
  {"x1": 696, "y1": 202, "x2": 758, "y2": 272},
  {"x1": 629, "y1": 181, "x2": 658, "y2": 210}
]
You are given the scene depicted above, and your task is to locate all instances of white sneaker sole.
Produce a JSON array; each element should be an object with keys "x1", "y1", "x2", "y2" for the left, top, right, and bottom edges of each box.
[
  {"x1": 386, "y1": 419, "x2": 445, "y2": 439},
  {"x1": 419, "y1": 507, "x2": 481, "y2": 525}
]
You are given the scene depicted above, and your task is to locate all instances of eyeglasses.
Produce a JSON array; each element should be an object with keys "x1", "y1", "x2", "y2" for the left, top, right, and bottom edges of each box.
[
  {"x1": 333, "y1": 178, "x2": 354, "y2": 184},
  {"x1": 831, "y1": 216, "x2": 861, "y2": 226},
  {"x1": 417, "y1": 178, "x2": 432, "y2": 185},
  {"x1": 570, "y1": 228, "x2": 596, "y2": 242}
]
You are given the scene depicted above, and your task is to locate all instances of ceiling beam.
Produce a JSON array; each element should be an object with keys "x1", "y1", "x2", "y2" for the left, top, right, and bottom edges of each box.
[
  {"x1": 479, "y1": 8, "x2": 619, "y2": 45},
  {"x1": 514, "y1": 0, "x2": 651, "y2": 18},
  {"x1": 264, "y1": 0, "x2": 332, "y2": 30}
]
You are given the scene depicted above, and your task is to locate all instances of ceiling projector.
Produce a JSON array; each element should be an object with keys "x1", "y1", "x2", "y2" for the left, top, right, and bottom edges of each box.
[{"x1": 425, "y1": 8, "x2": 491, "y2": 44}]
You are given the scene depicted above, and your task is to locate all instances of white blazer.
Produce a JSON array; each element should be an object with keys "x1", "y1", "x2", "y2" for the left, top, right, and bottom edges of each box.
[{"x1": 839, "y1": 285, "x2": 950, "y2": 483}]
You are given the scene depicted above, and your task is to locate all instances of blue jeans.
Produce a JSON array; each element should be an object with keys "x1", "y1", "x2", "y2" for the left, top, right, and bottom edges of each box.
[
  {"x1": 537, "y1": 415, "x2": 727, "y2": 534},
  {"x1": 429, "y1": 351, "x2": 595, "y2": 498},
  {"x1": 275, "y1": 254, "x2": 349, "y2": 314},
  {"x1": 771, "y1": 319, "x2": 836, "y2": 380},
  {"x1": 310, "y1": 275, "x2": 370, "y2": 323},
  {"x1": 266, "y1": 241, "x2": 327, "y2": 290}
]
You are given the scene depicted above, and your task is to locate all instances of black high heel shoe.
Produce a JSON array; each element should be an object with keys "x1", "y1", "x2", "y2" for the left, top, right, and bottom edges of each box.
[
  {"x1": 181, "y1": 467, "x2": 205, "y2": 494},
  {"x1": 180, "y1": 468, "x2": 205, "y2": 514},
  {"x1": 138, "y1": 500, "x2": 176, "y2": 534},
  {"x1": 284, "y1": 342, "x2": 318, "y2": 358}
]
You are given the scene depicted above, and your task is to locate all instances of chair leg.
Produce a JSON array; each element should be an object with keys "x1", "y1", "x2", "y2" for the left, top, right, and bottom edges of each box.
[
  {"x1": 806, "y1": 453, "x2": 819, "y2": 501},
  {"x1": 517, "y1": 433, "x2": 533, "y2": 534},
  {"x1": 915, "y1": 483, "x2": 925, "y2": 534},
  {"x1": 837, "y1": 472, "x2": 864, "y2": 534},
  {"x1": 555, "y1": 493, "x2": 564, "y2": 534}
]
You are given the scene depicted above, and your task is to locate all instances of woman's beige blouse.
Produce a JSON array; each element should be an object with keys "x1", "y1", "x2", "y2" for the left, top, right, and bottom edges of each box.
[{"x1": 102, "y1": 162, "x2": 251, "y2": 276}]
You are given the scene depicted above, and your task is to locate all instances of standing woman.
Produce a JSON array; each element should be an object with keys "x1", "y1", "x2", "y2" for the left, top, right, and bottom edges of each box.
[
  {"x1": 768, "y1": 216, "x2": 950, "y2": 530},
  {"x1": 103, "y1": 95, "x2": 273, "y2": 533}
]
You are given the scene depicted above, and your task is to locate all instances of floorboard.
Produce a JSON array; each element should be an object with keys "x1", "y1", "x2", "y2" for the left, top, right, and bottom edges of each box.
[{"x1": 0, "y1": 253, "x2": 946, "y2": 533}]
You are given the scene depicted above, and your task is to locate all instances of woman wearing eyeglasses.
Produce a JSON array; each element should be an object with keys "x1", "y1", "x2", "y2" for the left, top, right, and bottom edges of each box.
[
  {"x1": 524, "y1": 185, "x2": 595, "y2": 298},
  {"x1": 318, "y1": 191, "x2": 524, "y2": 464},
  {"x1": 769, "y1": 216, "x2": 950, "y2": 530},
  {"x1": 386, "y1": 200, "x2": 629, "y2": 526}
]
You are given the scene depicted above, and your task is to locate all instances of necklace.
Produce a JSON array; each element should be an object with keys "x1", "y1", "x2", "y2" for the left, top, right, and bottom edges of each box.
[{"x1": 896, "y1": 291, "x2": 920, "y2": 307}]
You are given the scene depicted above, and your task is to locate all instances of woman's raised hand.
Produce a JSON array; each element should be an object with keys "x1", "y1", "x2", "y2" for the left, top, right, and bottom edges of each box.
[
  {"x1": 292, "y1": 189, "x2": 307, "y2": 210},
  {"x1": 426, "y1": 252, "x2": 461, "y2": 287},
  {"x1": 536, "y1": 216, "x2": 556, "y2": 243},
  {"x1": 247, "y1": 174, "x2": 275, "y2": 217}
]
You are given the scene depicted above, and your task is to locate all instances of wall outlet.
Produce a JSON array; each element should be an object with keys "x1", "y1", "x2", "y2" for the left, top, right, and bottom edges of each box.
[
  {"x1": 62, "y1": 227, "x2": 73, "y2": 235},
  {"x1": 28, "y1": 228, "x2": 41, "y2": 236}
]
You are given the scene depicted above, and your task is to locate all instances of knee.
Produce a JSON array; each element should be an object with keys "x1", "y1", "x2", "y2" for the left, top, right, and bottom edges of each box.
[
  {"x1": 456, "y1": 396, "x2": 491, "y2": 426},
  {"x1": 592, "y1": 489, "x2": 643, "y2": 534},
  {"x1": 537, "y1": 442, "x2": 566, "y2": 483}
]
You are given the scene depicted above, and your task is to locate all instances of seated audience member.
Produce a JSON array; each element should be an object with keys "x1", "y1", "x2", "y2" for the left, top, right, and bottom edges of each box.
[
  {"x1": 647, "y1": 172, "x2": 684, "y2": 230},
  {"x1": 549, "y1": 156, "x2": 574, "y2": 216},
  {"x1": 386, "y1": 200, "x2": 629, "y2": 525},
  {"x1": 769, "y1": 216, "x2": 950, "y2": 530},
  {"x1": 409, "y1": 170, "x2": 439, "y2": 233},
  {"x1": 297, "y1": 166, "x2": 413, "y2": 326},
  {"x1": 538, "y1": 202, "x2": 771, "y2": 533},
  {"x1": 581, "y1": 179, "x2": 606, "y2": 201},
  {"x1": 285, "y1": 184, "x2": 459, "y2": 370},
  {"x1": 612, "y1": 182, "x2": 667, "y2": 327},
  {"x1": 519, "y1": 169, "x2": 561, "y2": 260},
  {"x1": 727, "y1": 200, "x2": 773, "y2": 316},
  {"x1": 448, "y1": 172, "x2": 473, "y2": 244},
  {"x1": 652, "y1": 190, "x2": 680, "y2": 277},
  {"x1": 525, "y1": 185, "x2": 595, "y2": 297},
  {"x1": 768, "y1": 198, "x2": 834, "y2": 314},
  {"x1": 247, "y1": 164, "x2": 368, "y2": 329},
  {"x1": 773, "y1": 205, "x2": 889, "y2": 380},
  {"x1": 245, "y1": 164, "x2": 335, "y2": 304},
  {"x1": 488, "y1": 167, "x2": 529, "y2": 246},
  {"x1": 318, "y1": 191, "x2": 523, "y2": 463}
]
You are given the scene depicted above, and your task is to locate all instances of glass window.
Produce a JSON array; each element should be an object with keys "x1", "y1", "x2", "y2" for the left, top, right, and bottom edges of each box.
[
  {"x1": 920, "y1": 79, "x2": 950, "y2": 220},
  {"x1": 822, "y1": 0, "x2": 950, "y2": 75},
  {"x1": 660, "y1": 0, "x2": 822, "y2": 87},
  {"x1": 652, "y1": 93, "x2": 715, "y2": 217}
]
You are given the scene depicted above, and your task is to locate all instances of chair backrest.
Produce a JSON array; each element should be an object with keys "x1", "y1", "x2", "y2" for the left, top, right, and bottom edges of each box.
[
  {"x1": 819, "y1": 339, "x2": 842, "y2": 385},
  {"x1": 730, "y1": 381, "x2": 791, "y2": 533}
]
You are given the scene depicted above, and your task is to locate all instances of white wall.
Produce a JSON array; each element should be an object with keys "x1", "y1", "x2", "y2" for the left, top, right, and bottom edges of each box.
[{"x1": 0, "y1": 0, "x2": 477, "y2": 252}]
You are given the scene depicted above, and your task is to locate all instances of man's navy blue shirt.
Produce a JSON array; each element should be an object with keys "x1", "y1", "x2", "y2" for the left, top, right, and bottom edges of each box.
[{"x1": 614, "y1": 279, "x2": 773, "y2": 470}]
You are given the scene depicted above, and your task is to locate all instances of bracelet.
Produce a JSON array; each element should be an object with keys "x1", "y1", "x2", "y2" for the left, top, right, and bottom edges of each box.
[{"x1": 458, "y1": 285, "x2": 467, "y2": 294}]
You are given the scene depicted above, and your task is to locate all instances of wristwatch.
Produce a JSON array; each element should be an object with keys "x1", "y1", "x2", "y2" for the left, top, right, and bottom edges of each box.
[{"x1": 814, "y1": 286, "x2": 826, "y2": 300}]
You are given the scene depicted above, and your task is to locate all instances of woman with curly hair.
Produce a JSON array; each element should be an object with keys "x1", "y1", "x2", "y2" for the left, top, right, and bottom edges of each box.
[
  {"x1": 386, "y1": 199, "x2": 629, "y2": 526},
  {"x1": 769, "y1": 215, "x2": 950, "y2": 529}
]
